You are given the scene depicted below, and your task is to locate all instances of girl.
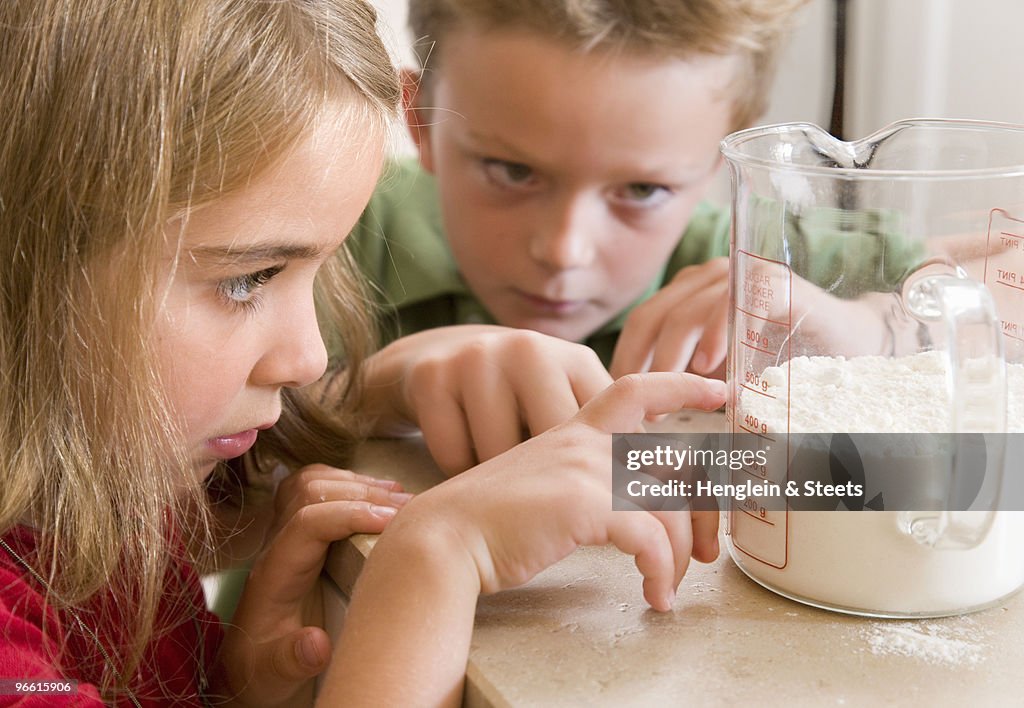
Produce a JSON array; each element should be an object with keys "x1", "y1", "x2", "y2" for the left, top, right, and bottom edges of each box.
[{"x1": 0, "y1": 0, "x2": 725, "y2": 706}]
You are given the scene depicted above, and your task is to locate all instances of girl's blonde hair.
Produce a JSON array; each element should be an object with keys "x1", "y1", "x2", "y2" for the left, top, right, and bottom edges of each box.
[
  {"x1": 0, "y1": 0, "x2": 398, "y2": 698},
  {"x1": 409, "y1": 0, "x2": 809, "y2": 132}
]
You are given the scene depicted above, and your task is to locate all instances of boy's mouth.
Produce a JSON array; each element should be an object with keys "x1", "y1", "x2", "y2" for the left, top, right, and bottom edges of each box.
[{"x1": 516, "y1": 289, "x2": 587, "y2": 316}]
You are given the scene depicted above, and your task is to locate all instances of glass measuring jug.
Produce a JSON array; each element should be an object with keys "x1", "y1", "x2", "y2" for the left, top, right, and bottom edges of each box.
[{"x1": 720, "y1": 119, "x2": 1024, "y2": 617}]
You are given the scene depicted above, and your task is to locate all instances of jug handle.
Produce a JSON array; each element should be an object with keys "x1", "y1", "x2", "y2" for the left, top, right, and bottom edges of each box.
[{"x1": 900, "y1": 273, "x2": 1006, "y2": 549}]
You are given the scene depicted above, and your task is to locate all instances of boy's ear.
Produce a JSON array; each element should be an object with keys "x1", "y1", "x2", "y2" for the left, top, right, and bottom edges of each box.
[{"x1": 401, "y1": 68, "x2": 436, "y2": 173}]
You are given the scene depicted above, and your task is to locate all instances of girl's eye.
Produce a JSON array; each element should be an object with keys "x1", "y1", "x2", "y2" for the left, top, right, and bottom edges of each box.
[
  {"x1": 218, "y1": 266, "x2": 283, "y2": 311},
  {"x1": 482, "y1": 158, "x2": 538, "y2": 189},
  {"x1": 611, "y1": 182, "x2": 672, "y2": 207}
]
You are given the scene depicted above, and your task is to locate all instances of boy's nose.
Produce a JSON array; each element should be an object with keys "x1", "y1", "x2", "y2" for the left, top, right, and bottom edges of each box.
[
  {"x1": 528, "y1": 195, "x2": 597, "y2": 270},
  {"x1": 251, "y1": 296, "x2": 328, "y2": 389}
]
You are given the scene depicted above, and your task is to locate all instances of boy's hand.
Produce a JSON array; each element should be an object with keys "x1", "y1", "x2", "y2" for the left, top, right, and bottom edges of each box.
[
  {"x1": 610, "y1": 257, "x2": 894, "y2": 379},
  {"x1": 387, "y1": 372, "x2": 727, "y2": 611},
  {"x1": 215, "y1": 466, "x2": 411, "y2": 707},
  {"x1": 361, "y1": 325, "x2": 613, "y2": 475},
  {"x1": 610, "y1": 257, "x2": 729, "y2": 379},
  {"x1": 739, "y1": 260, "x2": 891, "y2": 359}
]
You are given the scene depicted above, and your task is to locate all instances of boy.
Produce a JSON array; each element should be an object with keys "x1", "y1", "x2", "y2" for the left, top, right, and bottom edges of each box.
[{"x1": 351, "y1": 0, "x2": 810, "y2": 378}]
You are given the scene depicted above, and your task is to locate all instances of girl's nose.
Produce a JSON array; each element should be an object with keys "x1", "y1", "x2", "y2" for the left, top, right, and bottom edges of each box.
[{"x1": 250, "y1": 294, "x2": 328, "y2": 389}]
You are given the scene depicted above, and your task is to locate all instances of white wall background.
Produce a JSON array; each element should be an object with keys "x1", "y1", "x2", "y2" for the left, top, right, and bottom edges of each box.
[
  {"x1": 847, "y1": 0, "x2": 1024, "y2": 138},
  {"x1": 370, "y1": 0, "x2": 412, "y2": 67}
]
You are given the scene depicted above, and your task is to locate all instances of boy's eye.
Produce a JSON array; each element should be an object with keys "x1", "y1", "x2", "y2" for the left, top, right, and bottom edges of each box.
[
  {"x1": 611, "y1": 182, "x2": 672, "y2": 207},
  {"x1": 218, "y1": 266, "x2": 283, "y2": 310},
  {"x1": 482, "y1": 158, "x2": 537, "y2": 188}
]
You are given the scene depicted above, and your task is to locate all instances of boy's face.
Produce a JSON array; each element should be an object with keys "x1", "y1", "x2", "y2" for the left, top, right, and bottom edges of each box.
[
  {"x1": 410, "y1": 28, "x2": 736, "y2": 342},
  {"x1": 153, "y1": 108, "x2": 382, "y2": 478}
]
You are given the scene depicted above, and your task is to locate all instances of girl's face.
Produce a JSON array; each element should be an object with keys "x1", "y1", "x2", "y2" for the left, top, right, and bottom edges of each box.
[{"x1": 154, "y1": 110, "x2": 383, "y2": 478}]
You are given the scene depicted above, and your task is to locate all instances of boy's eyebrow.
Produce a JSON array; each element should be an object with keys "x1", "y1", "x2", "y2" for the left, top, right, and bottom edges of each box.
[{"x1": 466, "y1": 129, "x2": 537, "y2": 161}]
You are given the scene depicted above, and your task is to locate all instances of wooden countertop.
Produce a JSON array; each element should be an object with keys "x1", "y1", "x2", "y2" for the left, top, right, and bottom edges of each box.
[{"x1": 322, "y1": 410, "x2": 1024, "y2": 707}]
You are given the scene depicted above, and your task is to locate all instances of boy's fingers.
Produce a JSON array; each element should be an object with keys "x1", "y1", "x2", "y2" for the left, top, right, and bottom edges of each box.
[
  {"x1": 612, "y1": 286, "x2": 689, "y2": 378},
  {"x1": 649, "y1": 326, "x2": 701, "y2": 374},
  {"x1": 612, "y1": 259, "x2": 731, "y2": 378},
  {"x1": 576, "y1": 373, "x2": 726, "y2": 434},
  {"x1": 418, "y1": 393, "x2": 476, "y2": 475},
  {"x1": 689, "y1": 301, "x2": 730, "y2": 375},
  {"x1": 463, "y1": 372, "x2": 522, "y2": 464},
  {"x1": 570, "y1": 359, "x2": 616, "y2": 408},
  {"x1": 606, "y1": 284, "x2": 696, "y2": 379},
  {"x1": 610, "y1": 313, "x2": 661, "y2": 378},
  {"x1": 520, "y1": 359, "x2": 612, "y2": 438}
]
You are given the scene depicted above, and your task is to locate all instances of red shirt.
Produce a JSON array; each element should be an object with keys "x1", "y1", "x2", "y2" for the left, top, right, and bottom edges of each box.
[{"x1": 0, "y1": 526, "x2": 223, "y2": 706}]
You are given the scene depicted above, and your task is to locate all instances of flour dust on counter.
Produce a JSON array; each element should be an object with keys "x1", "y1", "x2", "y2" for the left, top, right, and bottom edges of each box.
[{"x1": 858, "y1": 616, "x2": 990, "y2": 667}]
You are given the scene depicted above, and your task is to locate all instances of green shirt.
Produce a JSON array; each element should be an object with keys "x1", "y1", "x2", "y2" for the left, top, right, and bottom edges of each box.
[
  {"x1": 348, "y1": 159, "x2": 732, "y2": 365},
  {"x1": 348, "y1": 160, "x2": 923, "y2": 366}
]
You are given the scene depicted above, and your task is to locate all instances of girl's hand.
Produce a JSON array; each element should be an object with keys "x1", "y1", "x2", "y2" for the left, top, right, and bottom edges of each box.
[
  {"x1": 215, "y1": 465, "x2": 411, "y2": 707},
  {"x1": 387, "y1": 372, "x2": 726, "y2": 610},
  {"x1": 320, "y1": 372, "x2": 726, "y2": 706},
  {"x1": 360, "y1": 325, "x2": 613, "y2": 475}
]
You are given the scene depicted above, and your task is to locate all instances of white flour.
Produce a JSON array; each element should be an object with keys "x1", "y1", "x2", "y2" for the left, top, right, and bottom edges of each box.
[
  {"x1": 744, "y1": 350, "x2": 1024, "y2": 433},
  {"x1": 859, "y1": 618, "x2": 987, "y2": 666},
  {"x1": 729, "y1": 351, "x2": 1024, "y2": 617}
]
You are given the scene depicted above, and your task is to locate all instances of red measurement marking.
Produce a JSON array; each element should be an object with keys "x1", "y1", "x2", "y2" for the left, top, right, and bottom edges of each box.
[
  {"x1": 740, "y1": 340, "x2": 776, "y2": 356},
  {"x1": 740, "y1": 465, "x2": 769, "y2": 481},
  {"x1": 995, "y1": 279, "x2": 1024, "y2": 294},
  {"x1": 735, "y1": 306, "x2": 790, "y2": 327},
  {"x1": 737, "y1": 424, "x2": 775, "y2": 442},
  {"x1": 740, "y1": 383, "x2": 776, "y2": 399},
  {"x1": 738, "y1": 505, "x2": 775, "y2": 526}
]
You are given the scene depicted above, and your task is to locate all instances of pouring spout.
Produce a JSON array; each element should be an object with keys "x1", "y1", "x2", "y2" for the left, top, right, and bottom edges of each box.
[
  {"x1": 806, "y1": 128, "x2": 880, "y2": 169},
  {"x1": 721, "y1": 118, "x2": 1024, "y2": 177}
]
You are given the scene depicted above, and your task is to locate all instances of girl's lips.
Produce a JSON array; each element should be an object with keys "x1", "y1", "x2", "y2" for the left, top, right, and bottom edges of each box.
[{"x1": 206, "y1": 428, "x2": 259, "y2": 460}]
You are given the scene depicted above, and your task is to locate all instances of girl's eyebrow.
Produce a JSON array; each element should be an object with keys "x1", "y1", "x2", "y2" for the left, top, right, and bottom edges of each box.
[{"x1": 186, "y1": 242, "x2": 325, "y2": 265}]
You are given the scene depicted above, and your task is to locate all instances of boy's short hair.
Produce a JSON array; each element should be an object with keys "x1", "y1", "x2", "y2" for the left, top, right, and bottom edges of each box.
[{"x1": 408, "y1": 0, "x2": 809, "y2": 131}]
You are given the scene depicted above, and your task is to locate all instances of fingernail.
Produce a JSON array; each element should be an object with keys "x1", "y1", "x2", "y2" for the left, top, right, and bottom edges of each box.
[
  {"x1": 663, "y1": 587, "x2": 677, "y2": 610},
  {"x1": 297, "y1": 635, "x2": 323, "y2": 668},
  {"x1": 362, "y1": 475, "x2": 401, "y2": 489},
  {"x1": 691, "y1": 352, "x2": 708, "y2": 372},
  {"x1": 369, "y1": 504, "x2": 398, "y2": 518},
  {"x1": 388, "y1": 491, "x2": 414, "y2": 505}
]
